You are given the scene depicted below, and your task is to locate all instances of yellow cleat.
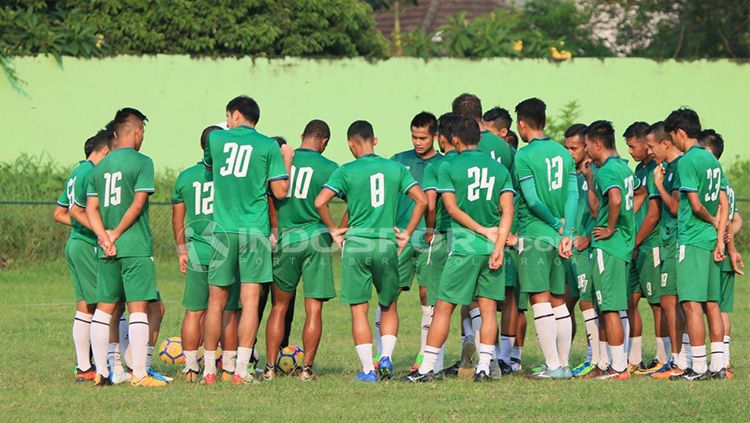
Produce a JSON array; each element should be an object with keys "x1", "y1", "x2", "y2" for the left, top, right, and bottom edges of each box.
[
  {"x1": 131, "y1": 375, "x2": 167, "y2": 387},
  {"x1": 221, "y1": 371, "x2": 234, "y2": 382}
]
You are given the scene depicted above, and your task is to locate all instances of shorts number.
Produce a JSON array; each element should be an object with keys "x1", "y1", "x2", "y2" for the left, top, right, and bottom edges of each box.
[
  {"x1": 370, "y1": 173, "x2": 384, "y2": 207},
  {"x1": 191, "y1": 181, "x2": 214, "y2": 215},
  {"x1": 219, "y1": 143, "x2": 253, "y2": 177},
  {"x1": 545, "y1": 156, "x2": 563, "y2": 191},
  {"x1": 467, "y1": 166, "x2": 495, "y2": 201},
  {"x1": 660, "y1": 273, "x2": 668, "y2": 288},
  {"x1": 624, "y1": 175, "x2": 635, "y2": 211},
  {"x1": 577, "y1": 274, "x2": 588, "y2": 292},
  {"x1": 103, "y1": 171, "x2": 122, "y2": 207},
  {"x1": 646, "y1": 282, "x2": 652, "y2": 296},
  {"x1": 727, "y1": 186, "x2": 735, "y2": 220},
  {"x1": 66, "y1": 177, "x2": 76, "y2": 209},
  {"x1": 595, "y1": 290, "x2": 602, "y2": 305},
  {"x1": 704, "y1": 168, "x2": 721, "y2": 202},
  {"x1": 287, "y1": 166, "x2": 314, "y2": 199}
]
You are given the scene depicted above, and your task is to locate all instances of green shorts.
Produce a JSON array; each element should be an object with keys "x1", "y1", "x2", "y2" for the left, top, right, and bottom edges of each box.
[
  {"x1": 677, "y1": 244, "x2": 720, "y2": 303},
  {"x1": 720, "y1": 271, "x2": 735, "y2": 313},
  {"x1": 65, "y1": 237, "x2": 98, "y2": 305},
  {"x1": 564, "y1": 260, "x2": 580, "y2": 300},
  {"x1": 340, "y1": 236, "x2": 400, "y2": 307},
  {"x1": 591, "y1": 248, "x2": 628, "y2": 312},
  {"x1": 571, "y1": 250, "x2": 593, "y2": 303},
  {"x1": 504, "y1": 248, "x2": 518, "y2": 288},
  {"x1": 629, "y1": 246, "x2": 662, "y2": 304},
  {"x1": 517, "y1": 237, "x2": 566, "y2": 295},
  {"x1": 660, "y1": 241, "x2": 678, "y2": 297},
  {"x1": 437, "y1": 253, "x2": 505, "y2": 305},
  {"x1": 424, "y1": 233, "x2": 449, "y2": 306},
  {"x1": 209, "y1": 232, "x2": 272, "y2": 286},
  {"x1": 273, "y1": 234, "x2": 336, "y2": 300},
  {"x1": 397, "y1": 242, "x2": 431, "y2": 291},
  {"x1": 184, "y1": 259, "x2": 241, "y2": 311},
  {"x1": 97, "y1": 256, "x2": 158, "y2": 303}
]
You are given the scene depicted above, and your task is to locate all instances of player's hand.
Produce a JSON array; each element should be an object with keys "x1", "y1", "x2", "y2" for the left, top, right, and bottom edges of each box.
[
  {"x1": 573, "y1": 235, "x2": 590, "y2": 251},
  {"x1": 713, "y1": 242, "x2": 725, "y2": 262},
  {"x1": 580, "y1": 158, "x2": 593, "y2": 179},
  {"x1": 270, "y1": 232, "x2": 278, "y2": 250},
  {"x1": 506, "y1": 232, "x2": 518, "y2": 248},
  {"x1": 280, "y1": 144, "x2": 295, "y2": 170},
  {"x1": 731, "y1": 250, "x2": 745, "y2": 276},
  {"x1": 652, "y1": 166, "x2": 665, "y2": 187},
  {"x1": 178, "y1": 252, "x2": 188, "y2": 274},
  {"x1": 106, "y1": 229, "x2": 120, "y2": 244},
  {"x1": 423, "y1": 230, "x2": 434, "y2": 245},
  {"x1": 489, "y1": 248, "x2": 505, "y2": 270},
  {"x1": 330, "y1": 227, "x2": 349, "y2": 246},
  {"x1": 484, "y1": 226, "x2": 499, "y2": 243},
  {"x1": 98, "y1": 235, "x2": 116, "y2": 258},
  {"x1": 592, "y1": 226, "x2": 614, "y2": 240},
  {"x1": 559, "y1": 236, "x2": 573, "y2": 259},
  {"x1": 558, "y1": 218, "x2": 566, "y2": 235},
  {"x1": 395, "y1": 227, "x2": 410, "y2": 255}
]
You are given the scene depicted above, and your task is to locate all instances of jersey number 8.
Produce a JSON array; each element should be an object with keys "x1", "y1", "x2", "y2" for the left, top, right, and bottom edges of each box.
[{"x1": 370, "y1": 173, "x2": 385, "y2": 207}]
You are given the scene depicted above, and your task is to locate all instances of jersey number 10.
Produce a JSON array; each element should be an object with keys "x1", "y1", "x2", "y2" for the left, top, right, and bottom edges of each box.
[{"x1": 287, "y1": 166, "x2": 314, "y2": 199}]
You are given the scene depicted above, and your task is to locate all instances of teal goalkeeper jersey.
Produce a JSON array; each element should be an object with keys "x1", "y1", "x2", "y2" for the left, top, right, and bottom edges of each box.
[
  {"x1": 391, "y1": 149, "x2": 443, "y2": 245},
  {"x1": 86, "y1": 148, "x2": 155, "y2": 258},
  {"x1": 172, "y1": 162, "x2": 214, "y2": 265},
  {"x1": 323, "y1": 154, "x2": 417, "y2": 241},
  {"x1": 203, "y1": 125, "x2": 288, "y2": 235},
  {"x1": 677, "y1": 145, "x2": 724, "y2": 250},
  {"x1": 57, "y1": 160, "x2": 98, "y2": 246}
]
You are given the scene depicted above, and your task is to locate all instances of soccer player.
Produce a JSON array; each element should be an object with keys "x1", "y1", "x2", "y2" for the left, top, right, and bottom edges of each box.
[
  {"x1": 315, "y1": 120, "x2": 427, "y2": 382},
  {"x1": 583, "y1": 120, "x2": 639, "y2": 380},
  {"x1": 665, "y1": 108, "x2": 729, "y2": 380},
  {"x1": 85, "y1": 108, "x2": 165, "y2": 387},
  {"x1": 624, "y1": 121, "x2": 665, "y2": 373},
  {"x1": 482, "y1": 107, "x2": 513, "y2": 141},
  {"x1": 53, "y1": 129, "x2": 112, "y2": 382},
  {"x1": 699, "y1": 129, "x2": 744, "y2": 377},
  {"x1": 563, "y1": 123, "x2": 601, "y2": 378},
  {"x1": 505, "y1": 130, "x2": 520, "y2": 150},
  {"x1": 513, "y1": 98, "x2": 578, "y2": 379},
  {"x1": 201, "y1": 96, "x2": 289, "y2": 385},
  {"x1": 264, "y1": 120, "x2": 338, "y2": 382},
  {"x1": 646, "y1": 121, "x2": 687, "y2": 378},
  {"x1": 385, "y1": 112, "x2": 442, "y2": 372},
  {"x1": 403, "y1": 117, "x2": 514, "y2": 382}
]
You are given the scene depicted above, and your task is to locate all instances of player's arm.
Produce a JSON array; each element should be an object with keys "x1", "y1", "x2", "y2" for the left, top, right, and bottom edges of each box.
[
  {"x1": 269, "y1": 179, "x2": 289, "y2": 201},
  {"x1": 580, "y1": 161, "x2": 599, "y2": 218},
  {"x1": 562, "y1": 173, "x2": 578, "y2": 237},
  {"x1": 109, "y1": 192, "x2": 150, "y2": 243},
  {"x1": 635, "y1": 197, "x2": 661, "y2": 249},
  {"x1": 712, "y1": 190, "x2": 730, "y2": 261},
  {"x1": 653, "y1": 166, "x2": 678, "y2": 215},
  {"x1": 85, "y1": 195, "x2": 115, "y2": 257},
  {"x1": 171, "y1": 202, "x2": 188, "y2": 273},
  {"x1": 53, "y1": 205, "x2": 72, "y2": 226},
  {"x1": 685, "y1": 191, "x2": 717, "y2": 226},
  {"x1": 489, "y1": 191, "x2": 515, "y2": 269},
  {"x1": 633, "y1": 185, "x2": 647, "y2": 213},
  {"x1": 593, "y1": 187, "x2": 621, "y2": 240},
  {"x1": 340, "y1": 210, "x2": 349, "y2": 228},
  {"x1": 442, "y1": 192, "x2": 494, "y2": 239},
  {"x1": 730, "y1": 210, "x2": 742, "y2": 236},
  {"x1": 726, "y1": 211, "x2": 745, "y2": 275},
  {"x1": 268, "y1": 196, "x2": 279, "y2": 248},
  {"x1": 401, "y1": 185, "x2": 428, "y2": 238},
  {"x1": 424, "y1": 190, "x2": 438, "y2": 242},
  {"x1": 70, "y1": 205, "x2": 92, "y2": 230},
  {"x1": 315, "y1": 188, "x2": 347, "y2": 244},
  {"x1": 519, "y1": 177, "x2": 562, "y2": 231}
]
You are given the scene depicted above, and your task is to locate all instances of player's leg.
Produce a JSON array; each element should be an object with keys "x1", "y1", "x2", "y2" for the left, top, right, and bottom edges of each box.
[
  {"x1": 181, "y1": 262, "x2": 208, "y2": 382},
  {"x1": 498, "y1": 248, "x2": 518, "y2": 373},
  {"x1": 406, "y1": 299, "x2": 455, "y2": 381},
  {"x1": 627, "y1": 257, "x2": 644, "y2": 371},
  {"x1": 474, "y1": 258, "x2": 504, "y2": 381},
  {"x1": 550, "y1": 254, "x2": 572, "y2": 377},
  {"x1": 415, "y1": 247, "x2": 432, "y2": 371},
  {"x1": 705, "y1": 261, "x2": 725, "y2": 377},
  {"x1": 108, "y1": 302, "x2": 129, "y2": 384},
  {"x1": 66, "y1": 238, "x2": 98, "y2": 381},
  {"x1": 591, "y1": 249, "x2": 629, "y2": 380},
  {"x1": 720, "y1": 269, "x2": 734, "y2": 374},
  {"x1": 572, "y1": 251, "x2": 598, "y2": 376},
  {"x1": 221, "y1": 307, "x2": 240, "y2": 380},
  {"x1": 90, "y1": 257, "x2": 125, "y2": 385},
  {"x1": 146, "y1": 298, "x2": 170, "y2": 382},
  {"x1": 512, "y1": 306, "x2": 527, "y2": 372},
  {"x1": 373, "y1": 239, "x2": 401, "y2": 379}
]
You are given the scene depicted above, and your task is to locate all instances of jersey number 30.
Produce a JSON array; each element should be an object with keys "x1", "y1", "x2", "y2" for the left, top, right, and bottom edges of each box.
[{"x1": 220, "y1": 143, "x2": 253, "y2": 177}]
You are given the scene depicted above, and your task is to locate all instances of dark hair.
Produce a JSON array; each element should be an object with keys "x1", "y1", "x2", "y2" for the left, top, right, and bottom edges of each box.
[
  {"x1": 623, "y1": 121, "x2": 650, "y2": 140},
  {"x1": 437, "y1": 112, "x2": 461, "y2": 141},
  {"x1": 453, "y1": 118, "x2": 481, "y2": 146},
  {"x1": 200, "y1": 125, "x2": 223, "y2": 150},
  {"x1": 272, "y1": 136, "x2": 287, "y2": 147},
  {"x1": 347, "y1": 120, "x2": 374, "y2": 141},
  {"x1": 85, "y1": 128, "x2": 114, "y2": 157},
  {"x1": 302, "y1": 119, "x2": 331, "y2": 141},
  {"x1": 514, "y1": 98, "x2": 546, "y2": 130},
  {"x1": 698, "y1": 129, "x2": 724, "y2": 159},
  {"x1": 482, "y1": 107, "x2": 513, "y2": 130},
  {"x1": 113, "y1": 107, "x2": 147, "y2": 135},
  {"x1": 564, "y1": 123, "x2": 587, "y2": 139},
  {"x1": 505, "y1": 130, "x2": 519, "y2": 149},
  {"x1": 451, "y1": 93, "x2": 482, "y2": 120},
  {"x1": 226, "y1": 96, "x2": 260, "y2": 124},
  {"x1": 664, "y1": 107, "x2": 701, "y2": 138},
  {"x1": 411, "y1": 111, "x2": 438, "y2": 134},
  {"x1": 585, "y1": 120, "x2": 616, "y2": 149},
  {"x1": 646, "y1": 121, "x2": 671, "y2": 143}
]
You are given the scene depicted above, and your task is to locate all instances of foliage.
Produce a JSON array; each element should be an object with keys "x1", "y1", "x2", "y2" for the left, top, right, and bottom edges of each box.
[
  {"x1": 547, "y1": 100, "x2": 583, "y2": 142},
  {"x1": 727, "y1": 158, "x2": 749, "y2": 252}
]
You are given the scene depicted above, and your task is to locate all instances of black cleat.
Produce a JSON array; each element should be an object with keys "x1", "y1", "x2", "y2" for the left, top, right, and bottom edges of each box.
[
  {"x1": 474, "y1": 370, "x2": 492, "y2": 382},
  {"x1": 499, "y1": 360, "x2": 514, "y2": 375},
  {"x1": 711, "y1": 368, "x2": 727, "y2": 380},
  {"x1": 443, "y1": 361, "x2": 460, "y2": 377},
  {"x1": 93, "y1": 374, "x2": 112, "y2": 387},
  {"x1": 672, "y1": 368, "x2": 710, "y2": 381},
  {"x1": 401, "y1": 370, "x2": 436, "y2": 383}
]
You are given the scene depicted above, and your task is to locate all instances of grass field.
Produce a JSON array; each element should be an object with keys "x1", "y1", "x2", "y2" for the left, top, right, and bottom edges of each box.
[{"x1": 1, "y1": 259, "x2": 748, "y2": 422}]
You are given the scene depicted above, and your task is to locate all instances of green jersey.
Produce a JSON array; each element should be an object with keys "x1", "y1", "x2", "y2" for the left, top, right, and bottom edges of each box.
[
  {"x1": 573, "y1": 172, "x2": 594, "y2": 251},
  {"x1": 392, "y1": 149, "x2": 443, "y2": 230},
  {"x1": 57, "y1": 160, "x2": 98, "y2": 246},
  {"x1": 677, "y1": 145, "x2": 723, "y2": 250},
  {"x1": 423, "y1": 150, "x2": 458, "y2": 232},
  {"x1": 323, "y1": 154, "x2": 417, "y2": 241},
  {"x1": 436, "y1": 149, "x2": 514, "y2": 255},
  {"x1": 86, "y1": 148, "x2": 155, "y2": 258},
  {"x1": 274, "y1": 148, "x2": 338, "y2": 248},
  {"x1": 513, "y1": 138, "x2": 576, "y2": 246},
  {"x1": 634, "y1": 159, "x2": 661, "y2": 249},
  {"x1": 203, "y1": 126, "x2": 288, "y2": 235},
  {"x1": 591, "y1": 156, "x2": 638, "y2": 263},
  {"x1": 172, "y1": 162, "x2": 214, "y2": 265},
  {"x1": 479, "y1": 131, "x2": 514, "y2": 172},
  {"x1": 660, "y1": 156, "x2": 682, "y2": 244}
]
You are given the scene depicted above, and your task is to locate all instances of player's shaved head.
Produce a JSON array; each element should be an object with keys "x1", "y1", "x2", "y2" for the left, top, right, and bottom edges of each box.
[
  {"x1": 482, "y1": 107, "x2": 512, "y2": 131},
  {"x1": 646, "y1": 121, "x2": 670, "y2": 143},
  {"x1": 347, "y1": 120, "x2": 374, "y2": 143},
  {"x1": 452, "y1": 94, "x2": 482, "y2": 121},
  {"x1": 200, "y1": 125, "x2": 223, "y2": 150},
  {"x1": 698, "y1": 129, "x2": 724, "y2": 159},
  {"x1": 585, "y1": 120, "x2": 616, "y2": 150},
  {"x1": 452, "y1": 118, "x2": 481, "y2": 146},
  {"x1": 515, "y1": 98, "x2": 546, "y2": 130},
  {"x1": 113, "y1": 107, "x2": 147, "y2": 136},
  {"x1": 303, "y1": 119, "x2": 331, "y2": 141}
]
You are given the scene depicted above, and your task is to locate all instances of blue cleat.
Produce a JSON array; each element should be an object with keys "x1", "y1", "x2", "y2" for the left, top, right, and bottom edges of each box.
[
  {"x1": 571, "y1": 361, "x2": 591, "y2": 377},
  {"x1": 354, "y1": 370, "x2": 378, "y2": 383},
  {"x1": 377, "y1": 356, "x2": 394, "y2": 380},
  {"x1": 147, "y1": 368, "x2": 173, "y2": 383}
]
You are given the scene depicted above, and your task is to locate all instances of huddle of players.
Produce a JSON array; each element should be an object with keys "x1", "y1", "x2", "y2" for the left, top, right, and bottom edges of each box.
[{"x1": 57, "y1": 94, "x2": 743, "y2": 387}]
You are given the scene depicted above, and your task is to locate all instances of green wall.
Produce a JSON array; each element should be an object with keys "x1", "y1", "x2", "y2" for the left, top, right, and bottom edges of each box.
[{"x1": 2, "y1": 56, "x2": 748, "y2": 171}]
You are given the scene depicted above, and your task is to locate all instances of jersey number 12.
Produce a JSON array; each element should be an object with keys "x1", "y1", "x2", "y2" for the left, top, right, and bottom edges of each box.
[{"x1": 192, "y1": 181, "x2": 214, "y2": 215}]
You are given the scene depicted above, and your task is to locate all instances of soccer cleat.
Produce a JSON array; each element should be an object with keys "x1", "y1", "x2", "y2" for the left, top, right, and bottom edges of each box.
[
  {"x1": 183, "y1": 369, "x2": 199, "y2": 383},
  {"x1": 200, "y1": 373, "x2": 217, "y2": 385},
  {"x1": 510, "y1": 358, "x2": 522, "y2": 373},
  {"x1": 299, "y1": 366, "x2": 317, "y2": 382},
  {"x1": 263, "y1": 364, "x2": 277, "y2": 381},
  {"x1": 474, "y1": 370, "x2": 492, "y2": 382},
  {"x1": 93, "y1": 374, "x2": 112, "y2": 387},
  {"x1": 372, "y1": 354, "x2": 381, "y2": 370},
  {"x1": 458, "y1": 340, "x2": 477, "y2": 380},
  {"x1": 147, "y1": 368, "x2": 173, "y2": 383},
  {"x1": 580, "y1": 366, "x2": 607, "y2": 380},
  {"x1": 562, "y1": 367, "x2": 573, "y2": 379},
  {"x1": 401, "y1": 370, "x2": 435, "y2": 383},
  {"x1": 354, "y1": 370, "x2": 378, "y2": 383},
  {"x1": 525, "y1": 365, "x2": 565, "y2": 380},
  {"x1": 489, "y1": 359, "x2": 502, "y2": 380},
  {"x1": 573, "y1": 363, "x2": 596, "y2": 378},
  {"x1": 596, "y1": 367, "x2": 630, "y2": 380},
  {"x1": 377, "y1": 356, "x2": 394, "y2": 380},
  {"x1": 710, "y1": 368, "x2": 727, "y2": 380},
  {"x1": 443, "y1": 361, "x2": 460, "y2": 377},
  {"x1": 232, "y1": 373, "x2": 259, "y2": 385},
  {"x1": 75, "y1": 367, "x2": 96, "y2": 382},
  {"x1": 671, "y1": 368, "x2": 710, "y2": 381},
  {"x1": 571, "y1": 361, "x2": 590, "y2": 376},
  {"x1": 627, "y1": 362, "x2": 647, "y2": 374},
  {"x1": 529, "y1": 364, "x2": 545, "y2": 374},
  {"x1": 651, "y1": 362, "x2": 684, "y2": 379},
  {"x1": 111, "y1": 370, "x2": 132, "y2": 385},
  {"x1": 637, "y1": 360, "x2": 665, "y2": 376},
  {"x1": 499, "y1": 360, "x2": 514, "y2": 376},
  {"x1": 221, "y1": 371, "x2": 234, "y2": 382},
  {"x1": 131, "y1": 375, "x2": 168, "y2": 387}
]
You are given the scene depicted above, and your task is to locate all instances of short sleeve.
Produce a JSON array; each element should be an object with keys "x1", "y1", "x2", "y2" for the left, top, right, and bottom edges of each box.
[
  {"x1": 267, "y1": 143, "x2": 288, "y2": 182},
  {"x1": 513, "y1": 151, "x2": 532, "y2": 182},
  {"x1": 422, "y1": 164, "x2": 437, "y2": 191},
  {"x1": 595, "y1": 166, "x2": 621, "y2": 196},
  {"x1": 436, "y1": 161, "x2": 454, "y2": 193},
  {"x1": 677, "y1": 157, "x2": 698, "y2": 192},
  {"x1": 323, "y1": 166, "x2": 347, "y2": 198},
  {"x1": 86, "y1": 176, "x2": 98, "y2": 198},
  {"x1": 202, "y1": 134, "x2": 214, "y2": 167},
  {"x1": 73, "y1": 172, "x2": 90, "y2": 207},
  {"x1": 172, "y1": 173, "x2": 185, "y2": 204},
  {"x1": 499, "y1": 168, "x2": 515, "y2": 194},
  {"x1": 646, "y1": 172, "x2": 659, "y2": 198},
  {"x1": 720, "y1": 168, "x2": 728, "y2": 191},
  {"x1": 399, "y1": 165, "x2": 418, "y2": 194},
  {"x1": 135, "y1": 157, "x2": 155, "y2": 194},
  {"x1": 57, "y1": 182, "x2": 69, "y2": 208}
]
